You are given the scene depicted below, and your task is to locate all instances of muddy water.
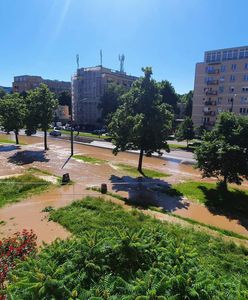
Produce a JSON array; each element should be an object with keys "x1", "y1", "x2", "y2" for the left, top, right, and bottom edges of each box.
[{"x1": 0, "y1": 134, "x2": 248, "y2": 246}]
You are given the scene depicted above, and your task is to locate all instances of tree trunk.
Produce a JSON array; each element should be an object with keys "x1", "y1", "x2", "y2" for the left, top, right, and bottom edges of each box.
[
  {"x1": 223, "y1": 174, "x2": 228, "y2": 192},
  {"x1": 14, "y1": 130, "x2": 19, "y2": 145},
  {"x1": 44, "y1": 129, "x2": 48, "y2": 151},
  {"x1": 186, "y1": 139, "x2": 189, "y2": 149},
  {"x1": 138, "y1": 149, "x2": 144, "y2": 172}
]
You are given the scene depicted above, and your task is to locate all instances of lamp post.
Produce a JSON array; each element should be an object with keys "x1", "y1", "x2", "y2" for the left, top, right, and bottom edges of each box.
[{"x1": 70, "y1": 97, "x2": 74, "y2": 156}]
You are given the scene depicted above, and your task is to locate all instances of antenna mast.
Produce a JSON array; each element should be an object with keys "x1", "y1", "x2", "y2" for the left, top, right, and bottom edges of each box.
[
  {"x1": 76, "y1": 54, "x2": 79, "y2": 69},
  {"x1": 118, "y1": 54, "x2": 125, "y2": 73},
  {"x1": 100, "y1": 49, "x2": 103, "y2": 66}
]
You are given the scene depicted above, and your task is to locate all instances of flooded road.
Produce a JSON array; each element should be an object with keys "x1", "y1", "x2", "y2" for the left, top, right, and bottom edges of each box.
[{"x1": 0, "y1": 133, "x2": 248, "y2": 245}]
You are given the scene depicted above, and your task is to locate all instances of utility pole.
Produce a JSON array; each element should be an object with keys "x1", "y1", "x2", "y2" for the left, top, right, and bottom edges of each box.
[{"x1": 70, "y1": 97, "x2": 74, "y2": 156}]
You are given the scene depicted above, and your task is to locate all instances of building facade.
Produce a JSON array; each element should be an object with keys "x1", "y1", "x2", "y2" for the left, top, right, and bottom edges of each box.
[
  {"x1": 72, "y1": 66, "x2": 137, "y2": 127},
  {"x1": 12, "y1": 75, "x2": 71, "y2": 95},
  {"x1": 192, "y1": 46, "x2": 248, "y2": 129}
]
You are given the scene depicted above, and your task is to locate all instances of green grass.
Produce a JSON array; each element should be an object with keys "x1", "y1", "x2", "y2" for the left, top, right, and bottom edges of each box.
[
  {"x1": 48, "y1": 129, "x2": 111, "y2": 140},
  {"x1": 72, "y1": 154, "x2": 107, "y2": 164},
  {"x1": 0, "y1": 138, "x2": 26, "y2": 145},
  {"x1": 47, "y1": 197, "x2": 248, "y2": 296},
  {"x1": 166, "y1": 181, "x2": 248, "y2": 216},
  {"x1": 116, "y1": 163, "x2": 170, "y2": 178},
  {"x1": 27, "y1": 167, "x2": 54, "y2": 176},
  {"x1": 0, "y1": 174, "x2": 51, "y2": 208},
  {"x1": 7, "y1": 196, "x2": 248, "y2": 298},
  {"x1": 87, "y1": 186, "x2": 248, "y2": 241}
]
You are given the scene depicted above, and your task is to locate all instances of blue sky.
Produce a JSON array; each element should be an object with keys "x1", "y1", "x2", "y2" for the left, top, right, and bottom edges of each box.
[{"x1": 1, "y1": 0, "x2": 248, "y2": 93}]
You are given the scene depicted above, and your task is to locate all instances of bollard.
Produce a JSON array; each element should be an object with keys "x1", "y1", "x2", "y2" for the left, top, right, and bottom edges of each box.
[
  {"x1": 62, "y1": 173, "x2": 70, "y2": 184},
  {"x1": 100, "y1": 183, "x2": 107, "y2": 194}
]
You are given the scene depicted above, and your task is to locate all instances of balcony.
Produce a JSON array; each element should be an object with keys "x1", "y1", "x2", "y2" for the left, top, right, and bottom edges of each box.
[
  {"x1": 205, "y1": 90, "x2": 218, "y2": 96},
  {"x1": 203, "y1": 111, "x2": 216, "y2": 116},
  {"x1": 207, "y1": 69, "x2": 219, "y2": 74},
  {"x1": 207, "y1": 80, "x2": 219, "y2": 85},
  {"x1": 204, "y1": 100, "x2": 216, "y2": 106}
]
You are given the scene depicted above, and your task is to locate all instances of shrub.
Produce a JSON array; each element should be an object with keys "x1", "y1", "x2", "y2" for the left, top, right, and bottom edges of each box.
[{"x1": 0, "y1": 230, "x2": 37, "y2": 299}]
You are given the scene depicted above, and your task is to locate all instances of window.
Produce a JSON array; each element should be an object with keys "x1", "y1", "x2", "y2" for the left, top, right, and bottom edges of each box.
[
  {"x1": 220, "y1": 76, "x2": 225, "y2": 82},
  {"x1": 230, "y1": 75, "x2": 235, "y2": 82},
  {"x1": 220, "y1": 65, "x2": 226, "y2": 72},
  {"x1": 240, "y1": 107, "x2": 243, "y2": 113},
  {"x1": 223, "y1": 51, "x2": 227, "y2": 60},
  {"x1": 240, "y1": 97, "x2": 248, "y2": 104},
  {"x1": 239, "y1": 48, "x2": 245, "y2": 58},
  {"x1": 228, "y1": 50, "x2": 233, "y2": 60},
  {"x1": 233, "y1": 50, "x2": 238, "y2": 59},
  {"x1": 244, "y1": 74, "x2": 248, "y2": 81},
  {"x1": 219, "y1": 86, "x2": 224, "y2": 93},
  {"x1": 231, "y1": 64, "x2": 237, "y2": 71},
  {"x1": 242, "y1": 87, "x2": 248, "y2": 92},
  {"x1": 229, "y1": 86, "x2": 235, "y2": 93},
  {"x1": 217, "y1": 97, "x2": 222, "y2": 104},
  {"x1": 245, "y1": 63, "x2": 248, "y2": 69}
]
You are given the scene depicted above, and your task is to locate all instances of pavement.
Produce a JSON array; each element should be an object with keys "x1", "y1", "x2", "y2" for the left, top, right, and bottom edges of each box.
[{"x1": 16, "y1": 129, "x2": 196, "y2": 165}]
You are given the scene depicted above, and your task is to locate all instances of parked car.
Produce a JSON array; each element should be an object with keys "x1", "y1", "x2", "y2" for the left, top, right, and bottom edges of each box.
[
  {"x1": 49, "y1": 130, "x2": 61, "y2": 137},
  {"x1": 54, "y1": 126, "x2": 62, "y2": 130},
  {"x1": 25, "y1": 129, "x2": 37, "y2": 136}
]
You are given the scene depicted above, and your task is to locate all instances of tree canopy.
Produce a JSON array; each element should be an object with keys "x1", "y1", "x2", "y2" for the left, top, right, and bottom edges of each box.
[
  {"x1": 98, "y1": 83, "x2": 125, "y2": 124},
  {"x1": 176, "y1": 117, "x2": 194, "y2": 148},
  {"x1": 158, "y1": 80, "x2": 179, "y2": 114},
  {"x1": 58, "y1": 91, "x2": 71, "y2": 113},
  {"x1": 195, "y1": 112, "x2": 248, "y2": 190},
  {"x1": 179, "y1": 90, "x2": 193, "y2": 117},
  {"x1": 0, "y1": 93, "x2": 26, "y2": 144},
  {"x1": 108, "y1": 67, "x2": 173, "y2": 172},
  {"x1": 27, "y1": 84, "x2": 58, "y2": 150},
  {"x1": 0, "y1": 88, "x2": 6, "y2": 99}
]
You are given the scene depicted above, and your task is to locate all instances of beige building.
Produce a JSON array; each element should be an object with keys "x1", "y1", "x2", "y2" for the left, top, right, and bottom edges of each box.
[
  {"x1": 192, "y1": 46, "x2": 248, "y2": 129},
  {"x1": 54, "y1": 105, "x2": 70, "y2": 123},
  {"x1": 12, "y1": 75, "x2": 71, "y2": 95},
  {"x1": 72, "y1": 66, "x2": 137, "y2": 127}
]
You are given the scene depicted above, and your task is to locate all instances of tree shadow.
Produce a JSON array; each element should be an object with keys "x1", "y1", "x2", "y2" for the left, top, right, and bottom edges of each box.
[
  {"x1": 7, "y1": 150, "x2": 49, "y2": 165},
  {"x1": 197, "y1": 185, "x2": 248, "y2": 230},
  {"x1": 109, "y1": 174, "x2": 189, "y2": 212},
  {"x1": 0, "y1": 144, "x2": 21, "y2": 152}
]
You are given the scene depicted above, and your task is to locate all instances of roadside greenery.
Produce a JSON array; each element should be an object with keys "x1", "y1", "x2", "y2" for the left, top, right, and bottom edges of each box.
[
  {"x1": 196, "y1": 112, "x2": 248, "y2": 191},
  {"x1": 109, "y1": 67, "x2": 173, "y2": 172},
  {"x1": 26, "y1": 84, "x2": 58, "y2": 150},
  {"x1": 0, "y1": 174, "x2": 50, "y2": 208},
  {"x1": 73, "y1": 154, "x2": 107, "y2": 164},
  {"x1": 165, "y1": 181, "x2": 248, "y2": 216},
  {"x1": 6, "y1": 197, "x2": 248, "y2": 298},
  {"x1": 0, "y1": 137, "x2": 25, "y2": 145},
  {"x1": 116, "y1": 163, "x2": 170, "y2": 178},
  {"x1": 0, "y1": 93, "x2": 27, "y2": 144},
  {"x1": 175, "y1": 117, "x2": 195, "y2": 148}
]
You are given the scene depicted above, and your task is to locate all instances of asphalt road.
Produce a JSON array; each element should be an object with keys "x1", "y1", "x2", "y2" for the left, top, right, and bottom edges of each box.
[{"x1": 6, "y1": 129, "x2": 196, "y2": 165}]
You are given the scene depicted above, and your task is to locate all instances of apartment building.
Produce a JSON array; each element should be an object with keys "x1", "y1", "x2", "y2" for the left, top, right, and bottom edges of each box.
[
  {"x1": 192, "y1": 46, "x2": 248, "y2": 129},
  {"x1": 12, "y1": 75, "x2": 71, "y2": 95},
  {"x1": 72, "y1": 66, "x2": 137, "y2": 128}
]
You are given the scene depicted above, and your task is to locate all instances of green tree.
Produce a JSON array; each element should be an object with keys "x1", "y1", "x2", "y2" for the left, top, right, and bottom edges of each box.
[
  {"x1": 98, "y1": 83, "x2": 125, "y2": 124},
  {"x1": 27, "y1": 84, "x2": 58, "y2": 150},
  {"x1": 180, "y1": 90, "x2": 193, "y2": 117},
  {"x1": 108, "y1": 67, "x2": 173, "y2": 172},
  {"x1": 58, "y1": 91, "x2": 71, "y2": 114},
  {"x1": 0, "y1": 93, "x2": 26, "y2": 144},
  {"x1": 158, "y1": 80, "x2": 179, "y2": 114},
  {"x1": 176, "y1": 117, "x2": 195, "y2": 148},
  {"x1": 0, "y1": 88, "x2": 6, "y2": 99},
  {"x1": 195, "y1": 112, "x2": 248, "y2": 191}
]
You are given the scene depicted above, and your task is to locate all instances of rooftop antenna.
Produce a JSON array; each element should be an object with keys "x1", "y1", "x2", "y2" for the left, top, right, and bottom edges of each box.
[
  {"x1": 100, "y1": 49, "x2": 103, "y2": 66},
  {"x1": 119, "y1": 54, "x2": 125, "y2": 73},
  {"x1": 76, "y1": 54, "x2": 79, "y2": 69}
]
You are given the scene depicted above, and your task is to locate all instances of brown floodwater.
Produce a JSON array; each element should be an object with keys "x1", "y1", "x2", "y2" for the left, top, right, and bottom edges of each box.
[{"x1": 0, "y1": 133, "x2": 248, "y2": 246}]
